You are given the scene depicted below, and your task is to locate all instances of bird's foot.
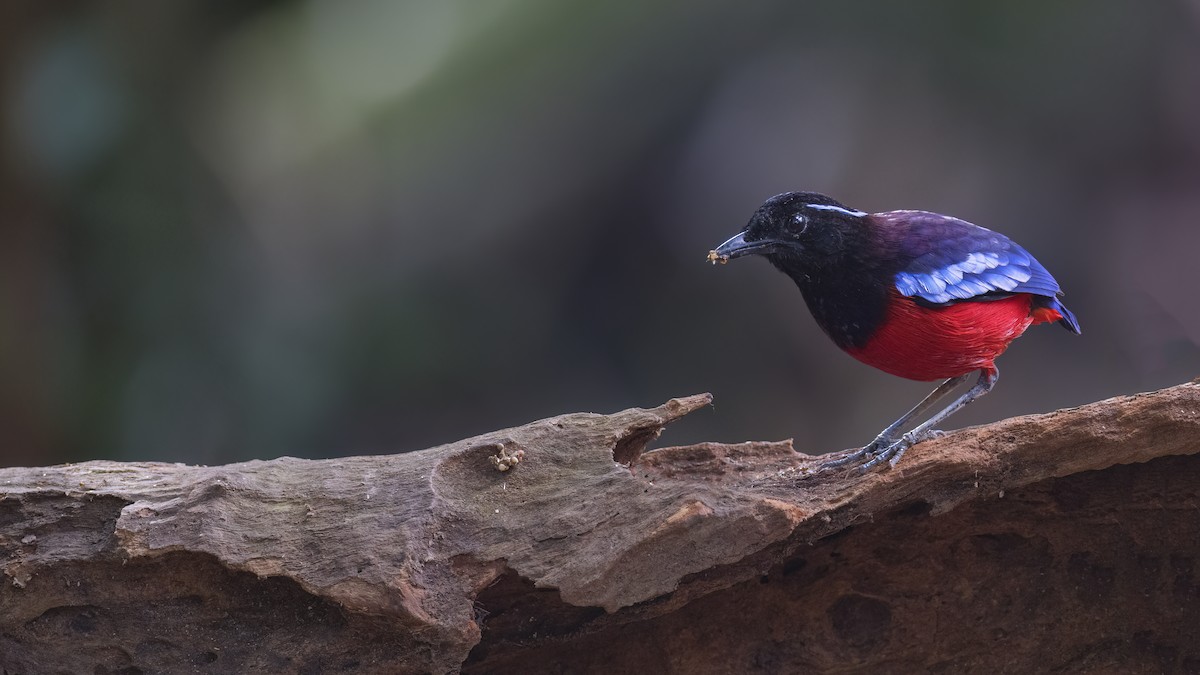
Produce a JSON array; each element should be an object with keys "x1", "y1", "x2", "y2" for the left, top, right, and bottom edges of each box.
[
  {"x1": 857, "y1": 437, "x2": 914, "y2": 472},
  {"x1": 821, "y1": 428, "x2": 944, "y2": 473},
  {"x1": 821, "y1": 434, "x2": 893, "y2": 469}
]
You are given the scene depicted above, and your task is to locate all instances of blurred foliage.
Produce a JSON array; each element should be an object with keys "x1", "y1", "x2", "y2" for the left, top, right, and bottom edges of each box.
[{"x1": 1, "y1": 0, "x2": 1198, "y2": 466}]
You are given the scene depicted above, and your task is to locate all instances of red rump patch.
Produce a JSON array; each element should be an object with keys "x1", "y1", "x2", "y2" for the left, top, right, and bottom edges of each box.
[
  {"x1": 1031, "y1": 305, "x2": 1065, "y2": 325},
  {"x1": 846, "y1": 291, "x2": 1049, "y2": 381}
]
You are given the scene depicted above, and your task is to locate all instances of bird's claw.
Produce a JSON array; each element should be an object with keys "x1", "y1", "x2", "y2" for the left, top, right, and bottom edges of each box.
[
  {"x1": 820, "y1": 434, "x2": 890, "y2": 469},
  {"x1": 820, "y1": 427, "x2": 943, "y2": 473},
  {"x1": 857, "y1": 437, "x2": 913, "y2": 472}
]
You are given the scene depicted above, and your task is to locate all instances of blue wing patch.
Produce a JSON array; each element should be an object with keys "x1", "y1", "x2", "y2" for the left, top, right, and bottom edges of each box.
[{"x1": 883, "y1": 212, "x2": 1065, "y2": 305}]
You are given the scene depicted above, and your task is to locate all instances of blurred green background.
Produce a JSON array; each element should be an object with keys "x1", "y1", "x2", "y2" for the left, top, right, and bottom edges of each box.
[{"x1": 2, "y1": 1, "x2": 1198, "y2": 467}]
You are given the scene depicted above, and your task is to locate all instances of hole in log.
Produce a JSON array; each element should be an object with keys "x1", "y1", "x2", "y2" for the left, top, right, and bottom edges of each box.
[
  {"x1": 612, "y1": 426, "x2": 664, "y2": 465},
  {"x1": 896, "y1": 500, "x2": 933, "y2": 518},
  {"x1": 465, "y1": 568, "x2": 604, "y2": 668}
]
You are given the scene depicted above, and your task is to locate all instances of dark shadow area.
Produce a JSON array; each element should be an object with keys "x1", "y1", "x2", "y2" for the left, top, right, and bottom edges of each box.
[
  {"x1": 464, "y1": 568, "x2": 605, "y2": 670},
  {"x1": 0, "y1": 551, "x2": 422, "y2": 674}
]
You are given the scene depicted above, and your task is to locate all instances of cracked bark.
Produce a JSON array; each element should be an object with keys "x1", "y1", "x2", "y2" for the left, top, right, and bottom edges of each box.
[{"x1": 2, "y1": 381, "x2": 1199, "y2": 673}]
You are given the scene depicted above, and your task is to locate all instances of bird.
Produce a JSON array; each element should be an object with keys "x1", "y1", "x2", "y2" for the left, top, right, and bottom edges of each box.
[{"x1": 707, "y1": 192, "x2": 1080, "y2": 471}]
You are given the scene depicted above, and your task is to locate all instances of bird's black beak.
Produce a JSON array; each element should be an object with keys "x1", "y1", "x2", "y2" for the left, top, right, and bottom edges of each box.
[{"x1": 707, "y1": 231, "x2": 782, "y2": 265}]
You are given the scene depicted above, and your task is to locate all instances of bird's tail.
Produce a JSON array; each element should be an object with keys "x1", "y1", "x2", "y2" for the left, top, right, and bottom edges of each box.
[
  {"x1": 1053, "y1": 298, "x2": 1081, "y2": 334},
  {"x1": 1030, "y1": 296, "x2": 1080, "y2": 334},
  {"x1": 1057, "y1": 303, "x2": 1081, "y2": 334}
]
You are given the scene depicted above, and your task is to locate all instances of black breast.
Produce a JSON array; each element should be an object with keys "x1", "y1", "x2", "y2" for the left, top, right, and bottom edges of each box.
[
  {"x1": 767, "y1": 223, "x2": 898, "y2": 350},
  {"x1": 792, "y1": 270, "x2": 891, "y2": 350}
]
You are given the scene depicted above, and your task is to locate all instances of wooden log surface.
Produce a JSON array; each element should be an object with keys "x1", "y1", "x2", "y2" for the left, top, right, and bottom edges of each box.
[{"x1": 2, "y1": 381, "x2": 1199, "y2": 673}]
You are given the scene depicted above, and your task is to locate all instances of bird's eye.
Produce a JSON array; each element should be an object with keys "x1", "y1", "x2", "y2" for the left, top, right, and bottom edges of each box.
[{"x1": 791, "y1": 213, "x2": 808, "y2": 234}]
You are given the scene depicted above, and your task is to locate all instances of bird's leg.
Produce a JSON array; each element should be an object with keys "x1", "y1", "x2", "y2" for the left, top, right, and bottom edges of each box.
[
  {"x1": 822, "y1": 373, "x2": 971, "y2": 468},
  {"x1": 858, "y1": 368, "x2": 1000, "y2": 472},
  {"x1": 866, "y1": 374, "x2": 972, "y2": 450}
]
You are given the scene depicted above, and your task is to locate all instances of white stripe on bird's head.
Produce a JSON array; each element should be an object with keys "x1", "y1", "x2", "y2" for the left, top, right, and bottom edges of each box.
[{"x1": 805, "y1": 203, "x2": 867, "y2": 218}]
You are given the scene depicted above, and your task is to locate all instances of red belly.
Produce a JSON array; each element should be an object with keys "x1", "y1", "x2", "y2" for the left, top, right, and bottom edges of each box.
[{"x1": 845, "y1": 292, "x2": 1050, "y2": 381}]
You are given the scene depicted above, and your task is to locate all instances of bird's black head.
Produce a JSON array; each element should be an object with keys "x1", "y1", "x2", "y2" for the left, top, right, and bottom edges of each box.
[
  {"x1": 709, "y1": 192, "x2": 895, "y2": 349},
  {"x1": 708, "y1": 192, "x2": 868, "y2": 270}
]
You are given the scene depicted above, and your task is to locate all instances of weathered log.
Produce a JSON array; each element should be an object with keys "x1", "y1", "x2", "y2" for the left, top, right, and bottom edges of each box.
[{"x1": 2, "y1": 381, "x2": 1198, "y2": 673}]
